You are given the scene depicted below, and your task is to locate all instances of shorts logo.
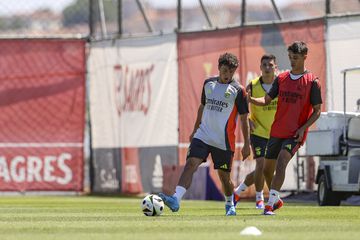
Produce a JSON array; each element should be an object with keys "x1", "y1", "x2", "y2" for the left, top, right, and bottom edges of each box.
[
  {"x1": 255, "y1": 147, "x2": 261, "y2": 156},
  {"x1": 187, "y1": 147, "x2": 191, "y2": 157},
  {"x1": 285, "y1": 144, "x2": 292, "y2": 151},
  {"x1": 219, "y1": 164, "x2": 228, "y2": 170}
]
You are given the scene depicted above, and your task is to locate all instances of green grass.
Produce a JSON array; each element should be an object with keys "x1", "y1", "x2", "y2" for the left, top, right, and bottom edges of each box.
[{"x1": 0, "y1": 196, "x2": 359, "y2": 240}]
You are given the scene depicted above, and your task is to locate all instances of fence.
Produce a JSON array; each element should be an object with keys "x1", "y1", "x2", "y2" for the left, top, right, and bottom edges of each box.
[{"x1": 0, "y1": 0, "x2": 360, "y2": 196}]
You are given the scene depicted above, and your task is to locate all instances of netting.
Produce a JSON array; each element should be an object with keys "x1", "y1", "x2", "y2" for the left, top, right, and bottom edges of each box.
[
  {"x1": 0, "y1": 40, "x2": 85, "y2": 143},
  {"x1": 1, "y1": 0, "x2": 359, "y2": 37},
  {"x1": 0, "y1": 39, "x2": 86, "y2": 191}
]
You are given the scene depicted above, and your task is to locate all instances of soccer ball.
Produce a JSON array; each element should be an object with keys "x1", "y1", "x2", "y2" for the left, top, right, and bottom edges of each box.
[{"x1": 141, "y1": 194, "x2": 164, "y2": 216}]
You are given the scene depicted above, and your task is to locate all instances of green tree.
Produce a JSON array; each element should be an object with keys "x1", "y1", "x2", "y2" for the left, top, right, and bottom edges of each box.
[{"x1": 62, "y1": 0, "x2": 117, "y2": 27}]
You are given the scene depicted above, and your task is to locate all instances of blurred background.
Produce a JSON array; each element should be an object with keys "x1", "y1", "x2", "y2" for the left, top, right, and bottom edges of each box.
[
  {"x1": 0, "y1": 0, "x2": 359, "y2": 202},
  {"x1": 0, "y1": 0, "x2": 359, "y2": 37}
]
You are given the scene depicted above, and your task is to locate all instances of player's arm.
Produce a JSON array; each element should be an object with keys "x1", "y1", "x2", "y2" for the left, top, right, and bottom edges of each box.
[
  {"x1": 189, "y1": 104, "x2": 204, "y2": 141},
  {"x1": 189, "y1": 85, "x2": 206, "y2": 141},
  {"x1": 240, "y1": 113, "x2": 250, "y2": 160},
  {"x1": 295, "y1": 79, "x2": 322, "y2": 142},
  {"x1": 248, "y1": 77, "x2": 278, "y2": 106},
  {"x1": 248, "y1": 94, "x2": 273, "y2": 106},
  {"x1": 236, "y1": 88, "x2": 250, "y2": 160},
  {"x1": 246, "y1": 83, "x2": 255, "y2": 132}
]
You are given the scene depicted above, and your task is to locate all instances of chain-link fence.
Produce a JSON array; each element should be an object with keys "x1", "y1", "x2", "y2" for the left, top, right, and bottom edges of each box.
[{"x1": 1, "y1": 0, "x2": 360, "y2": 38}]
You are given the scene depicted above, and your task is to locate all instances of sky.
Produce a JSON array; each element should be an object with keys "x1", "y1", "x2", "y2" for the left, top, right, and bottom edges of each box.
[
  {"x1": 149, "y1": 0, "x2": 291, "y2": 8},
  {"x1": 0, "y1": 0, "x2": 292, "y2": 16},
  {"x1": 0, "y1": 0, "x2": 75, "y2": 15}
]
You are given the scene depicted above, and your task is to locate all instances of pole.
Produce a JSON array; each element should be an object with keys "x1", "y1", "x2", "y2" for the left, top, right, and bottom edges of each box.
[
  {"x1": 199, "y1": 0, "x2": 213, "y2": 27},
  {"x1": 325, "y1": 0, "x2": 331, "y2": 14},
  {"x1": 270, "y1": 0, "x2": 283, "y2": 20},
  {"x1": 177, "y1": 0, "x2": 182, "y2": 31},
  {"x1": 241, "y1": 0, "x2": 246, "y2": 26},
  {"x1": 98, "y1": 0, "x2": 108, "y2": 37},
  {"x1": 89, "y1": 0, "x2": 95, "y2": 38},
  {"x1": 135, "y1": 0, "x2": 153, "y2": 32},
  {"x1": 343, "y1": 71, "x2": 347, "y2": 142},
  {"x1": 118, "y1": 0, "x2": 122, "y2": 36}
]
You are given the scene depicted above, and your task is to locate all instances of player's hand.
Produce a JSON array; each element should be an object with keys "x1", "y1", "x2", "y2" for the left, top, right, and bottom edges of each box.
[
  {"x1": 249, "y1": 119, "x2": 255, "y2": 133},
  {"x1": 246, "y1": 89, "x2": 252, "y2": 103},
  {"x1": 241, "y1": 143, "x2": 250, "y2": 161},
  {"x1": 294, "y1": 127, "x2": 305, "y2": 142}
]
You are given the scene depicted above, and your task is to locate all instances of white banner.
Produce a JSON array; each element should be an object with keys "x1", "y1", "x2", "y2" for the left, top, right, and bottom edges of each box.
[
  {"x1": 327, "y1": 16, "x2": 360, "y2": 112},
  {"x1": 89, "y1": 34, "x2": 178, "y2": 148}
]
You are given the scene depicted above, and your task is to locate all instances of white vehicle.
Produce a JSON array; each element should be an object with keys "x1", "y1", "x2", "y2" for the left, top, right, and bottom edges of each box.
[{"x1": 305, "y1": 66, "x2": 360, "y2": 206}]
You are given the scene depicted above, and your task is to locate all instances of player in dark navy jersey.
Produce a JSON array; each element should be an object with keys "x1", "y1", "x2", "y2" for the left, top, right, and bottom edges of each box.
[
  {"x1": 159, "y1": 53, "x2": 251, "y2": 216},
  {"x1": 248, "y1": 41, "x2": 322, "y2": 215}
]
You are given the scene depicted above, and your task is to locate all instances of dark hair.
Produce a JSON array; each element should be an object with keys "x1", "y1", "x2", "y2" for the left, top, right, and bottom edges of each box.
[
  {"x1": 218, "y1": 52, "x2": 239, "y2": 69},
  {"x1": 287, "y1": 41, "x2": 308, "y2": 55},
  {"x1": 260, "y1": 54, "x2": 276, "y2": 63}
]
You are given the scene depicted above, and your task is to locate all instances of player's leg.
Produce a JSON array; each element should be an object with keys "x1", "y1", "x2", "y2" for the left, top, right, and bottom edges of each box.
[
  {"x1": 265, "y1": 138, "x2": 300, "y2": 215},
  {"x1": 177, "y1": 157, "x2": 204, "y2": 189},
  {"x1": 218, "y1": 169, "x2": 236, "y2": 215},
  {"x1": 159, "y1": 156, "x2": 203, "y2": 212},
  {"x1": 263, "y1": 159, "x2": 276, "y2": 193},
  {"x1": 265, "y1": 150, "x2": 290, "y2": 213},
  {"x1": 268, "y1": 139, "x2": 300, "y2": 210},
  {"x1": 254, "y1": 157, "x2": 265, "y2": 209},
  {"x1": 271, "y1": 150, "x2": 292, "y2": 191},
  {"x1": 159, "y1": 138, "x2": 208, "y2": 212},
  {"x1": 262, "y1": 137, "x2": 282, "y2": 215},
  {"x1": 211, "y1": 147, "x2": 236, "y2": 216},
  {"x1": 234, "y1": 134, "x2": 267, "y2": 207},
  {"x1": 233, "y1": 170, "x2": 254, "y2": 206},
  {"x1": 252, "y1": 135, "x2": 268, "y2": 209}
]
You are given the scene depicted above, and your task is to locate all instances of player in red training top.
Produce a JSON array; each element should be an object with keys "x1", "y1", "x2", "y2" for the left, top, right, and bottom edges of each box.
[{"x1": 248, "y1": 41, "x2": 322, "y2": 215}]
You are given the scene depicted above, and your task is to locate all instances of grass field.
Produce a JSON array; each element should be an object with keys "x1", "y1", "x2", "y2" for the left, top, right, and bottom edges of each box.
[{"x1": 0, "y1": 196, "x2": 359, "y2": 240}]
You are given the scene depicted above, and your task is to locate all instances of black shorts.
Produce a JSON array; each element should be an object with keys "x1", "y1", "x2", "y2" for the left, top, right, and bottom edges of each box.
[
  {"x1": 265, "y1": 137, "x2": 301, "y2": 159},
  {"x1": 250, "y1": 134, "x2": 268, "y2": 158},
  {"x1": 187, "y1": 138, "x2": 234, "y2": 172}
]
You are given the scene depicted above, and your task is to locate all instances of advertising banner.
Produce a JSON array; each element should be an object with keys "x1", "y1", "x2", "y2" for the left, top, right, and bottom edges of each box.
[
  {"x1": 0, "y1": 39, "x2": 85, "y2": 191},
  {"x1": 89, "y1": 34, "x2": 178, "y2": 148},
  {"x1": 89, "y1": 34, "x2": 178, "y2": 193},
  {"x1": 178, "y1": 19, "x2": 326, "y2": 192}
]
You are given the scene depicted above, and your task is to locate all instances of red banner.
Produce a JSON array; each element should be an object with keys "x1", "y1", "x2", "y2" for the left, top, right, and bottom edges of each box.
[
  {"x1": 240, "y1": 20, "x2": 326, "y2": 111},
  {"x1": 0, "y1": 148, "x2": 83, "y2": 191},
  {"x1": 178, "y1": 19, "x2": 326, "y2": 146},
  {"x1": 0, "y1": 39, "x2": 85, "y2": 191},
  {"x1": 177, "y1": 20, "x2": 326, "y2": 196},
  {"x1": 178, "y1": 28, "x2": 241, "y2": 144}
]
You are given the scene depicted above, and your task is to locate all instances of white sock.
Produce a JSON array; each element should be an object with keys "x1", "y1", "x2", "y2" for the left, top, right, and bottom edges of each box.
[
  {"x1": 267, "y1": 189, "x2": 280, "y2": 207},
  {"x1": 234, "y1": 182, "x2": 247, "y2": 195},
  {"x1": 173, "y1": 186, "x2": 186, "y2": 202},
  {"x1": 256, "y1": 191, "x2": 264, "y2": 202},
  {"x1": 225, "y1": 194, "x2": 234, "y2": 206}
]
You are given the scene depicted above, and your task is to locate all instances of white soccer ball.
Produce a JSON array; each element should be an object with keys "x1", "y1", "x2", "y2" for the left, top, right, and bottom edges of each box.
[{"x1": 141, "y1": 194, "x2": 164, "y2": 216}]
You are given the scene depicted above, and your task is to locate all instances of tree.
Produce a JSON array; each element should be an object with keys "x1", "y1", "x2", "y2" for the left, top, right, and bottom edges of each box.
[{"x1": 62, "y1": 0, "x2": 117, "y2": 27}]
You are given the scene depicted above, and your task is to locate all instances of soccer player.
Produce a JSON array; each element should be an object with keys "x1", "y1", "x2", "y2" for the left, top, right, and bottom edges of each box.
[
  {"x1": 159, "y1": 53, "x2": 250, "y2": 216},
  {"x1": 233, "y1": 54, "x2": 278, "y2": 209},
  {"x1": 248, "y1": 41, "x2": 322, "y2": 215}
]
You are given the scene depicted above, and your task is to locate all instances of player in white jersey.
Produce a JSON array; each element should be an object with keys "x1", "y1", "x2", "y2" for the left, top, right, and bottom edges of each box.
[{"x1": 159, "y1": 53, "x2": 250, "y2": 216}]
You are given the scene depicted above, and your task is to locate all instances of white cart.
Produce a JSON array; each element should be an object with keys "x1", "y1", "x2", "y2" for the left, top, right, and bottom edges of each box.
[{"x1": 305, "y1": 66, "x2": 360, "y2": 206}]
